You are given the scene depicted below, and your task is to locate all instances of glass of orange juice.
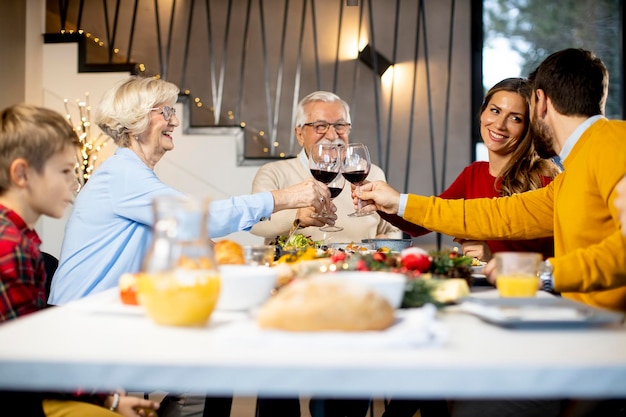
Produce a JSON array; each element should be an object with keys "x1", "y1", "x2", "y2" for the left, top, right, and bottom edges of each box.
[{"x1": 495, "y1": 252, "x2": 542, "y2": 297}]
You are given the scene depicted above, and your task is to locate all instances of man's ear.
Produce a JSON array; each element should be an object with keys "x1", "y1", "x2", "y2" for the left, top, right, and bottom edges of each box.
[
  {"x1": 535, "y1": 89, "x2": 548, "y2": 118},
  {"x1": 295, "y1": 126, "x2": 306, "y2": 148},
  {"x1": 9, "y1": 158, "x2": 29, "y2": 187}
]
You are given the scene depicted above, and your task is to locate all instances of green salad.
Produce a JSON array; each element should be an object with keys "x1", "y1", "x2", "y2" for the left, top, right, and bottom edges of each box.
[{"x1": 272, "y1": 233, "x2": 324, "y2": 250}]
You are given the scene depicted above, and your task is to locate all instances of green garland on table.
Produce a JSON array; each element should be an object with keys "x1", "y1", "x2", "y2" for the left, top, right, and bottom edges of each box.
[{"x1": 327, "y1": 249, "x2": 474, "y2": 308}]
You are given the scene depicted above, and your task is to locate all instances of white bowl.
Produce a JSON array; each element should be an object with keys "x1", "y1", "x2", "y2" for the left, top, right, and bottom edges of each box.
[
  {"x1": 310, "y1": 271, "x2": 407, "y2": 308},
  {"x1": 217, "y1": 265, "x2": 278, "y2": 311}
]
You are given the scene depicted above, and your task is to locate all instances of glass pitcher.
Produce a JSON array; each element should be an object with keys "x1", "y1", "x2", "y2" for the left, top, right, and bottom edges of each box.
[{"x1": 138, "y1": 195, "x2": 221, "y2": 326}]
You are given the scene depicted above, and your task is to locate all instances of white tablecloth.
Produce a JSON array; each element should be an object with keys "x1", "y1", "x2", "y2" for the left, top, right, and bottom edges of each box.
[{"x1": 0, "y1": 288, "x2": 625, "y2": 399}]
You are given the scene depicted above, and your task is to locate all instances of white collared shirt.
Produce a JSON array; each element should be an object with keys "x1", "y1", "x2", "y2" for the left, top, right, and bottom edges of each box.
[{"x1": 559, "y1": 115, "x2": 604, "y2": 162}]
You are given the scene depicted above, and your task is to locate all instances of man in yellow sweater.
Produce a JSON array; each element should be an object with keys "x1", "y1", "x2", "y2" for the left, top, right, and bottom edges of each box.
[{"x1": 357, "y1": 48, "x2": 626, "y2": 313}]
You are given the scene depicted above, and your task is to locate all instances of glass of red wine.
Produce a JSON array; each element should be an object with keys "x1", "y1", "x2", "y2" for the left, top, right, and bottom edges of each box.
[
  {"x1": 308, "y1": 143, "x2": 341, "y2": 219},
  {"x1": 341, "y1": 143, "x2": 372, "y2": 217},
  {"x1": 319, "y1": 173, "x2": 345, "y2": 232}
]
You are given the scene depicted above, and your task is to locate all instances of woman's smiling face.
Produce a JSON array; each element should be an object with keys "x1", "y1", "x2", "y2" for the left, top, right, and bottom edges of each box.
[
  {"x1": 145, "y1": 104, "x2": 178, "y2": 155},
  {"x1": 133, "y1": 103, "x2": 180, "y2": 169},
  {"x1": 480, "y1": 90, "x2": 528, "y2": 156}
]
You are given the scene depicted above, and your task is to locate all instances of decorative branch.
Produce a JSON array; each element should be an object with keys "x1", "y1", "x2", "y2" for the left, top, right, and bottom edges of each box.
[{"x1": 63, "y1": 93, "x2": 111, "y2": 186}]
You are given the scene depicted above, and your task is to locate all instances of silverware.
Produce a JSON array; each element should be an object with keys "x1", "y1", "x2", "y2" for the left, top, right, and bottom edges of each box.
[{"x1": 284, "y1": 218, "x2": 301, "y2": 246}]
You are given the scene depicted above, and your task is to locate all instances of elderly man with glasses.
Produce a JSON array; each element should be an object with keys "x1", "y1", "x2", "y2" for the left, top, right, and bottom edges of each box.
[{"x1": 250, "y1": 91, "x2": 400, "y2": 246}]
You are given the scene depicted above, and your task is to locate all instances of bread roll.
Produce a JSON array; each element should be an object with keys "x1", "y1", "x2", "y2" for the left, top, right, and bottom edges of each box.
[
  {"x1": 214, "y1": 240, "x2": 245, "y2": 265},
  {"x1": 257, "y1": 278, "x2": 395, "y2": 332}
]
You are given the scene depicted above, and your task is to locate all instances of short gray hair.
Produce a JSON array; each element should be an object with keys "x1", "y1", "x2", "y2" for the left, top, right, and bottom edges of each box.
[
  {"x1": 295, "y1": 91, "x2": 351, "y2": 127},
  {"x1": 95, "y1": 76, "x2": 179, "y2": 147}
]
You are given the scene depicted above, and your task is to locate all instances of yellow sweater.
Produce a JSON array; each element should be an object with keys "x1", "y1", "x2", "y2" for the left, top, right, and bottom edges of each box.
[{"x1": 404, "y1": 118, "x2": 626, "y2": 312}]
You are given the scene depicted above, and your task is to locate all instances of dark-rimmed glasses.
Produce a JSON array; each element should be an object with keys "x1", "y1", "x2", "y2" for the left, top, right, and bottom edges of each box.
[
  {"x1": 151, "y1": 106, "x2": 177, "y2": 122},
  {"x1": 302, "y1": 121, "x2": 351, "y2": 135}
]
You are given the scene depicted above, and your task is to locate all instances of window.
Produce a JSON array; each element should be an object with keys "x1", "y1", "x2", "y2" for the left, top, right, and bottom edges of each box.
[{"x1": 474, "y1": 0, "x2": 623, "y2": 160}]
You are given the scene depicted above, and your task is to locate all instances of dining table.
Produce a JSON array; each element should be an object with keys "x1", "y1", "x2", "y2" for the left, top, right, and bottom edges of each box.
[{"x1": 0, "y1": 285, "x2": 625, "y2": 402}]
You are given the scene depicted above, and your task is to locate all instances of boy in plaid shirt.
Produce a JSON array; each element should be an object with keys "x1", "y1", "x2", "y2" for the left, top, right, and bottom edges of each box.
[{"x1": 0, "y1": 104, "x2": 159, "y2": 417}]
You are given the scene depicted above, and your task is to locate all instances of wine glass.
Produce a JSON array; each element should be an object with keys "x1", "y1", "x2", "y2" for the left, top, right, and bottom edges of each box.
[
  {"x1": 308, "y1": 143, "x2": 341, "y2": 219},
  {"x1": 341, "y1": 143, "x2": 372, "y2": 217},
  {"x1": 319, "y1": 174, "x2": 345, "y2": 232}
]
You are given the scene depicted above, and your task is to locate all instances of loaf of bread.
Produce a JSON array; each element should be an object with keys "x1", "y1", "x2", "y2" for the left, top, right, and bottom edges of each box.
[
  {"x1": 257, "y1": 278, "x2": 395, "y2": 332},
  {"x1": 214, "y1": 240, "x2": 245, "y2": 265}
]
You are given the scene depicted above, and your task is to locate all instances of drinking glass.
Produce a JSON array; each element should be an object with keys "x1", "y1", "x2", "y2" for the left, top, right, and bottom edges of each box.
[
  {"x1": 309, "y1": 143, "x2": 341, "y2": 218},
  {"x1": 341, "y1": 143, "x2": 372, "y2": 217},
  {"x1": 495, "y1": 252, "x2": 542, "y2": 297},
  {"x1": 319, "y1": 174, "x2": 345, "y2": 232}
]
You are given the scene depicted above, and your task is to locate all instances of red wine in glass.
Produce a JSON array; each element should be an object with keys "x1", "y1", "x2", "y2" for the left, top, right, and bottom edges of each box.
[
  {"x1": 320, "y1": 173, "x2": 345, "y2": 232},
  {"x1": 342, "y1": 170, "x2": 368, "y2": 185},
  {"x1": 310, "y1": 169, "x2": 339, "y2": 184},
  {"x1": 329, "y1": 186, "x2": 343, "y2": 199},
  {"x1": 341, "y1": 143, "x2": 372, "y2": 217},
  {"x1": 309, "y1": 143, "x2": 340, "y2": 219}
]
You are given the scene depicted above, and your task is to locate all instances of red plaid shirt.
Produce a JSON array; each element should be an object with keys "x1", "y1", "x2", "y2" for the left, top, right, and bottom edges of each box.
[
  {"x1": 0, "y1": 205, "x2": 47, "y2": 323},
  {"x1": 0, "y1": 206, "x2": 111, "y2": 405}
]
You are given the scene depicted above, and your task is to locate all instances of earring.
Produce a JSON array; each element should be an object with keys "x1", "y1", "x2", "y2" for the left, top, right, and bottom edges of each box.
[{"x1": 135, "y1": 135, "x2": 139, "y2": 141}]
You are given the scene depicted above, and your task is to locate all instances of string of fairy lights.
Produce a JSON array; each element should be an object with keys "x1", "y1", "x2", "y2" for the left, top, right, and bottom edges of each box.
[{"x1": 63, "y1": 93, "x2": 111, "y2": 184}]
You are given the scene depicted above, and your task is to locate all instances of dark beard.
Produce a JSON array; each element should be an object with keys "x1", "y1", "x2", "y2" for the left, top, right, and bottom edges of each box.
[{"x1": 530, "y1": 116, "x2": 557, "y2": 159}]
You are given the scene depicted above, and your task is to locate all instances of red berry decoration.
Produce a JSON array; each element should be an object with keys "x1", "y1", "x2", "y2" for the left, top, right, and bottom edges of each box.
[
  {"x1": 400, "y1": 247, "x2": 431, "y2": 272},
  {"x1": 355, "y1": 259, "x2": 369, "y2": 271},
  {"x1": 372, "y1": 252, "x2": 387, "y2": 263},
  {"x1": 331, "y1": 252, "x2": 347, "y2": 263}
]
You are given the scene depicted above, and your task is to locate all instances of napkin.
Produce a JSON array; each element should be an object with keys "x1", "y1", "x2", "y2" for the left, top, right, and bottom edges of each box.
[{"x1": 210, "y1": 304, "x2": 448, "y2": 350}]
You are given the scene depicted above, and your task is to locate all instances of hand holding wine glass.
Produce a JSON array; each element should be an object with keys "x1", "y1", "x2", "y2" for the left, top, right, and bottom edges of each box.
[
  {"x1": 341, "y1": 143, "x2": 372, "y2": 217},
  {"x1": 309, "y1": 143, "x2": 341, "y2": 218},
  {"x1": 319, "y1": 173, "x2": 345, "y2": 232}
]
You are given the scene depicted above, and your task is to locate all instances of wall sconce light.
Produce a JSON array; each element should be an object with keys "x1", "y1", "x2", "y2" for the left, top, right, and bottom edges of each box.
[{"x1": 358, "y1": 44, "x2": 392, "y2": 77}]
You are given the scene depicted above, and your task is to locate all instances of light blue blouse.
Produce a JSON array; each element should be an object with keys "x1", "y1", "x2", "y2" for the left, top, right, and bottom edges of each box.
[{"x1": 49, "y1": 148, "x2": 273, "y2": 304}]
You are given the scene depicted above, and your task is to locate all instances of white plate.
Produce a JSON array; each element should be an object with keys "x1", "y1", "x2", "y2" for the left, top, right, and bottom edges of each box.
[
  {"x1": 68, "y1": 291, "x2": 146, "y2": 316},
  {"x1": 471, "y1": 262, "x2": 487, "y2": 274},
  {"x1": 460, "y1": 297, "x2": 625, "y2": 328}
]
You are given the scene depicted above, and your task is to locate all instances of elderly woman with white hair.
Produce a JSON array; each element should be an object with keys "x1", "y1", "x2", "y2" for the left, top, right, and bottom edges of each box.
[
  {"x1": 49, "y1": 76, "x2": 335, "y2": 417},
  {"x1": 49, "y1": 76, "x2": 332, "y2": 305}
]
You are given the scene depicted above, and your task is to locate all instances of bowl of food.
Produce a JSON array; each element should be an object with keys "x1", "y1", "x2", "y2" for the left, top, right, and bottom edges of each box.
[
  {"x1": 310, "y1": 271, "x2": 407, "y2": 309},
  {"x1": 216, "y1": 265, "x2": 278, "y2": 311},
  {"x1": 361, "y1": 238, "x2": 413, "y2": 252},
  {"x1": 328, "y1": 242, "x2": 375, "y2": 253},
  {"x1": 471, "y1": 260, "x2": 487, "y2": 275},
  {"x1": 137, "y1": 269, "x2": 221, "y2": 326}
]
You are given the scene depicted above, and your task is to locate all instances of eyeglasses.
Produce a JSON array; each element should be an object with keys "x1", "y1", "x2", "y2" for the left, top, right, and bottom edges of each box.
[
  {"x1": 151, "y1": 106, "x2": 177, "y2": 122},
  {"x1": 302, "y1": 121, "x2": 351, "y2": 135}
]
